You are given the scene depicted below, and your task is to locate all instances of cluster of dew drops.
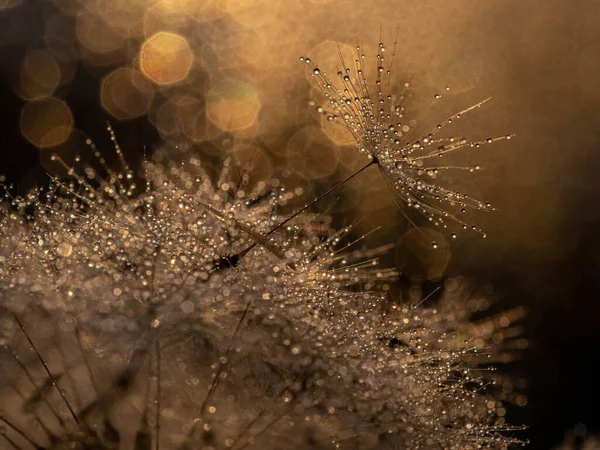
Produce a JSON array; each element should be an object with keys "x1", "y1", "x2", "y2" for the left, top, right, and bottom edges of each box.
[{"x1": 298, "y1": 40, "x2": 514, "y2": 250}]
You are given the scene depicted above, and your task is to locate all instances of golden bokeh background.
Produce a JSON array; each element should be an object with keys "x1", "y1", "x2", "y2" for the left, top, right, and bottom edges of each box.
[
  {"x1": 1, "y1": 1, "x2": 600, "y2": 445},
  {"x1": 0, "y1": 0, "x2": 596, "y2": 282}
]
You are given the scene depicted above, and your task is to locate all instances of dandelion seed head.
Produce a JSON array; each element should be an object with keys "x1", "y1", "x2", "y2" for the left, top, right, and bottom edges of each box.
[
  {"x1": 302, "y1": 38, "x2": 512, "y2": 241},
  {"x1": 0, "y1": 131, "x2": 523, "y2": 447}
]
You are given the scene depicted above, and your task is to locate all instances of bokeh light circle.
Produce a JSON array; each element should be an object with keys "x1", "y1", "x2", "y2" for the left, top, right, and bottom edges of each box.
[
  {"x1": 320, "y1": 114, "x2": 355, "y2": 145},
  {"x1": 286, "y1": 126, "x2": 340, "y2": 180},
  {"x1": 231, "y1": 143, "x2": 273, "y2": 185},
  {"x1": 20, "y1": 97, "x2": 73, "y2": 148},
  {"x1": 76, "y1": 11, "x2": 125, "y2": 54},
  {"x1": 140, "y1": 32, "x2": 193, "y2": 85},
  {"x1": 18, "y1": 49, "x2": 61, "y2": 100},
  {"x1": 207, "y1": 79, "x2": 260, "y2": 132},
  {"x1": 101, "y1": 67, "x2": 154, "y2": 120},
  {"x1": 175, "y1": 96, "x2": 221, "y2": 142}
]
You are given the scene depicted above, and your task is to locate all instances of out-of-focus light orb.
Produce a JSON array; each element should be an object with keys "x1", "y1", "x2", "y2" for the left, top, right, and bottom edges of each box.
[
  {"x1": 87, "y1": 0, "x2": 145, "y2": 39},
  {"x1": 396, "y1": 227, "x2": 451, "y2": 281},
  {"x1": 44, "y1": 14, "x2": 80, "y2": 72},
  {"x1": 287, "y1": 126, "x2": 339, "y2": 180},
  {"x1": 336, "y1": 143, "x2": 371, "y2": 173},
  {"x1": 231, "y1": 143, "x2": 273, "y2": 185},
  {"x1": 307, "y1": 40, "x2": 356, "y2": 80},
  {"x1": 20, "y1": 97, "x2": 73, "y2": 148},
  {"x1": 144, "y1": 1, "x2": 207, "y2": 37},
  {"x1": 150, "y1": 98, "x2": 180, "y2": 138},
  {"x1": 216, "y1": 26, "x2": 267, "y2": 77},
  {"x1": 175, "y1": 96, "x2": 221, "y2": 142},
  {"x1": 140, "y1": 32, "x2": 193, "y2": 85},
  {"x1": 147, "y1": 0, "x2": 224, "y2": 30},
  {"x1": 17, "y1": 49, "x2": 61, "y2": 100},
  {"x1": 320, "y1": 114, "x2": 355, "y2": 145},
  {"x1": 76, "y1": 11, "x2": 125, "y2": 54},
  {"x1": 224, "y1": 0, "x2": 280, "y2": 28},
  {"x1": 207, "y1": 79, "x2": 260, "y2": 132},
  {"x1": 101, "y1": 67, "x2": 154, "y2": 120}
]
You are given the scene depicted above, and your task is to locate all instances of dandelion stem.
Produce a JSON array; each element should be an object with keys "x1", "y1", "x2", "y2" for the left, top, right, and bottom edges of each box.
[
  {"x1": 0, "y1": 413, "x2": 46, "y2": 450},
  {"x1": 235, "y1": 158, "x2": 376, "y2": 262},
  {"x1": 74, "y1": 327, "x2": 99, "y2": 396},
  {"x1": 271, "y1": 158, "x2": 376, "y2": 235},
  {"x1": 13, "y1": 315, "x2": 80, "y2": 425},
  {"x1": 3, "y1": 345, "x2": 66, "y2": 427},
  {"x1": 155, "y1": 339, "x2": 161, "y2": 450},
  {"x1": 1, "y1": 432, "x2": 23, "y2": 450},
  {"x1": 5, "y1": 383, "x2": 57, "y2": 442},
  {"x1": 200, "y1": 303, "x2": 251, "y2": 416},
  {"x1": 182, "y1": 302, "x2": 252, "y2": 445},
  {"x1": 235, "y1": 405, "x2": 292, "y2": 450}
]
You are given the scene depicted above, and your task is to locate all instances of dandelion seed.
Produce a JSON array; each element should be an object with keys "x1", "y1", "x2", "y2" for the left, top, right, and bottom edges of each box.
[
  {"x1": 301, "y1": 34, "x2": 513, "y2": 241},
  {"x1": 0, "y1": 132, "x2": 525, "y2": 448}
]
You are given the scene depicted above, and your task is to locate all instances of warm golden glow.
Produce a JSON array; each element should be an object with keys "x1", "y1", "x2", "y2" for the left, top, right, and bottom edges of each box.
[
  {"x1": 175, "y1": 96, "x2": 222, "y2": 142},
  {"x1": 207, "y1": 79, "x2": 260, "y2": 132},
  {"x1": 140, "y1": 32, "x2": 193, "y2": 85},
  {"x1": 16, "y1": 49, "x2": 61, "y2": 100},
  {"x1": 286, "y1": 127, "x2": 339, "y2": 180},
  {"x1": 101, "y1": 67, "x2": 154, "y2": 120},
  {"x1": 76, "y1": 10, "x2": 125, "y2": 55},
  {"x1": 231, "y1": 143, "x2": 273, "y2": 184},
  {"x1": 20, "y1": 97, "x2": 73, "y2": 148}
]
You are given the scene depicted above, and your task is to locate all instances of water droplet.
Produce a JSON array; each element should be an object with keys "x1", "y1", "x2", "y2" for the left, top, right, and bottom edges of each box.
[{"x1": 56, "y1": 242, "x2": 73, "y2": 257}]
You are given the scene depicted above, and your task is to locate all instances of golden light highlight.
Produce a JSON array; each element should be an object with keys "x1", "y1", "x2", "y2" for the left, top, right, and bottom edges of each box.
[
  {"x1": 286, "y1": 126, "x2": 340, "y2": 180},
  {"x1": 76, "y1": 11, "x2": 125, "y2": 55},
  {"x1": 150, "y1": 98, "x2": 180, "y2": 138},
  {"x1": 320, "y1": 114, "x2": 355, "y2": 145},
  {"x1": 207, "y1": 79, "x2": 260, "y2": 132},
  {"x1": 223, "y1": 0, "x2": 281, "y2": 28},
  {"x1": 140, "y1": 32, "x2": 193, "y2": 85},
  {"x1": 100, "y1": 67, "x2": 154, "y2": 120},
  {"x1": 143, "y1": 4, "x2": 186, "y2": 39},
  {"x1": 20, "y1": 97, "x2": 73, "y2": 148},
  {"x1": 147, "y1": 0, "x2": 224, "y2": 29},
  {"x1": 307, "y1": 40, "x2": 356, "y2": 71},
  {"x1": 86, "y1": 0, "x2": 145, "y2": 39},
  {"x1": 16, "y1": 49, "x2": 61, "y2": 100},
  {"x1": 231, "y1": 143, "x2": 273, "y2": 185},
  {"x1": 174, "y1": 96, "x2": 221, "y2": 142}
]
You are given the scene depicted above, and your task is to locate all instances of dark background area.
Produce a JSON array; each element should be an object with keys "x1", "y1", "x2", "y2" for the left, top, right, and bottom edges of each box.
[{"x1": 1, "y1": 0, "x2": 600, "y2": 448}]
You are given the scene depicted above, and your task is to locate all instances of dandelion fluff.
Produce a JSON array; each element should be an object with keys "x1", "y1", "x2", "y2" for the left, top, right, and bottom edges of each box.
[
  {"x1": 0, "y1": 129, "x2": 524, "y2": 448},
  {"x1": 301, "y1": 36, "x2": 513, "y2": 241}
]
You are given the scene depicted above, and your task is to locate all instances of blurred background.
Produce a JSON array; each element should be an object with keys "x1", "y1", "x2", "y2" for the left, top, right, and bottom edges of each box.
[{"x1": 1, "y1": 0, "x2": 599, "y2": 447}]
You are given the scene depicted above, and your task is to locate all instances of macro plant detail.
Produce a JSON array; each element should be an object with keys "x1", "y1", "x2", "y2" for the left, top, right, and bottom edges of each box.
[
  {"x1": 301, "y1": 37, "x2": 513, "y2": 242},
  {"x1": 0, "y1": 36, "x2": 526, "y2": 449}
]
